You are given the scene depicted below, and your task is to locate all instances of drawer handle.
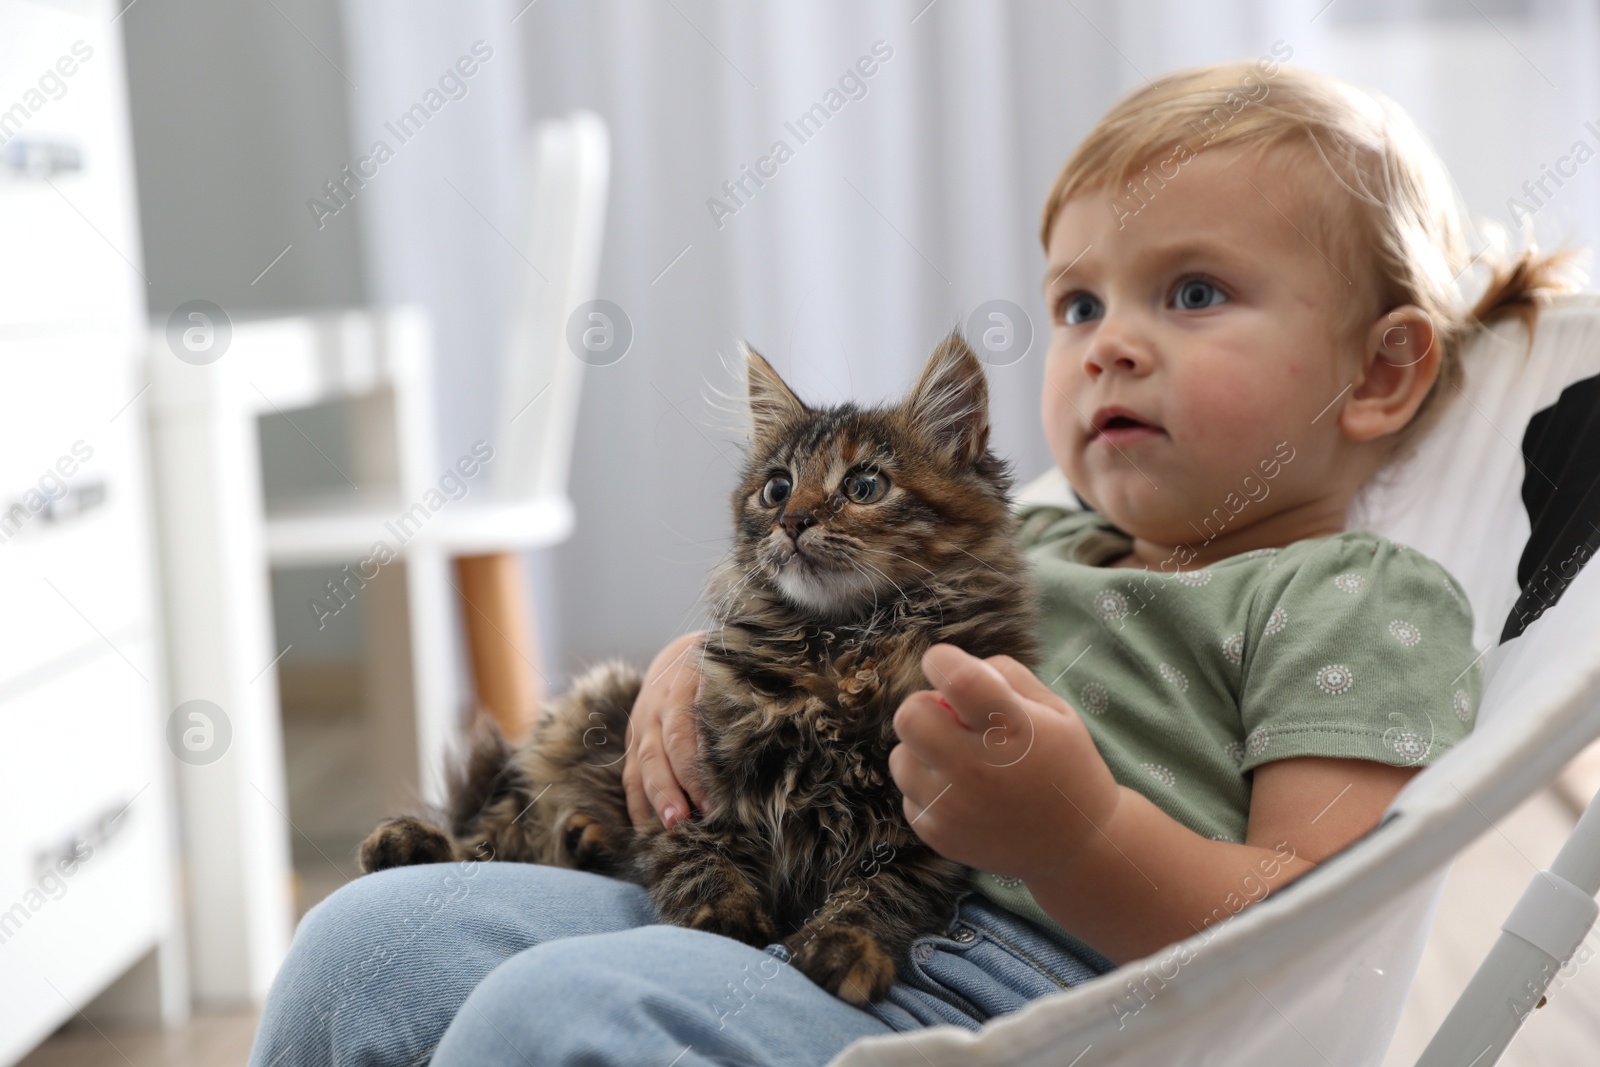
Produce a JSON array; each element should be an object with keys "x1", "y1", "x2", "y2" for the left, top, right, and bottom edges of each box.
[
  {"x1": 1, "y1": 136, "x2": 83, "y2": 180},
  {"x1": 31, "y1": 791, "x2": 135, "y2": 883},
  {"x1": 41, "y1": 477, "x2": 107, "y2": 524},
  {"x1": 1, "y1": 477, "x2": 106, "y2": 542}
]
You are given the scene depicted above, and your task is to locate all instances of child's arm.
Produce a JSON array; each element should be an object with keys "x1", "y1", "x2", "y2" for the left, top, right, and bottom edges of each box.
[
  {"x1": 623, "y1": 630, "x2": 710, "y2": 829},
  {"x1": 891, "y1": 644, "x2": 1419, "y2": 965},
  {"x1": 1022, "y1": 756, "x2": 1415, "y2": 964}
]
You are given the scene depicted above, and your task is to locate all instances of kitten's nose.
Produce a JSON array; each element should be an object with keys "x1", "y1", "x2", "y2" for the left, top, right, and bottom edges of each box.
[{"x1": 780, "y1": 510, "x2": 815, "y2": 539}]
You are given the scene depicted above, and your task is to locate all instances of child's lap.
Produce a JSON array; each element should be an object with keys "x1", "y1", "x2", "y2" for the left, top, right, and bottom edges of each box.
[
  {"x1": 247, "y1": 863, "x2": 655, "y2": 1064},
  {"x1": 430, "y1": 922, "x2": 894, "y2": 1066},
  {"x1": 248, "y1": 861, "x2": 1113, "y2": 1067}
]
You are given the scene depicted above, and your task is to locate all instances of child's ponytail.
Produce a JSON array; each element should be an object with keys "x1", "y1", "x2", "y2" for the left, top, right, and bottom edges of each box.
[
  {"x1": 1468, "y1": 242, "x2": 1587, "y2": 334},
  {"x1": 1379, "y1": 231, "x2": 1588, "y2": 472}
]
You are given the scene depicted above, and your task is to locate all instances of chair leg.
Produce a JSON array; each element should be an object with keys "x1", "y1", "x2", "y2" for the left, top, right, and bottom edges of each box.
[
  {"x1": 362, "y1": 558, "x2": 422, "y2": 813},
  {"x1": 453, "y1": 551, "x2": 544, "y2": 744}
]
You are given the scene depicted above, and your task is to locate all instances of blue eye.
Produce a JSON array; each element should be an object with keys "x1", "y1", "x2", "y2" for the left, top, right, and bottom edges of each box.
[
  {"x1": 1173, "y1": 278, "x2": 1226, "y2": 310},
  {"x1": 1061, "y1": 293, "x2": 1103, "y2": 325}
]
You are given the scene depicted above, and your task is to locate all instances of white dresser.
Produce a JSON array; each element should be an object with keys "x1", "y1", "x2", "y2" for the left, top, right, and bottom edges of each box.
[{"x1": 0, "y1": 1, "x2": 184, "y2": 1062}]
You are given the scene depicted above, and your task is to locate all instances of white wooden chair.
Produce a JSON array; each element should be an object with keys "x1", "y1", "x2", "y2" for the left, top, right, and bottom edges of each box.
[{"x1": 146, "y1": 111, "x2": 609, "y2": 1001}]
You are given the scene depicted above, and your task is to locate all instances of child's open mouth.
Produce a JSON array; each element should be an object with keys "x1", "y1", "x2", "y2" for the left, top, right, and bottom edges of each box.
[{"x1": 1089, "y1": 406, "x2": 1166, "y2": 447}]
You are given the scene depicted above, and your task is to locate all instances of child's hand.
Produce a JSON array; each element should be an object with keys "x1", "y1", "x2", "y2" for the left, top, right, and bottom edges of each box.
[
  {"x1": 890, "y1": 643, "x2": 1121, "y2": 881},
  {"x1": 624, "y1": 631, "x2": 709, "y2": 830}
]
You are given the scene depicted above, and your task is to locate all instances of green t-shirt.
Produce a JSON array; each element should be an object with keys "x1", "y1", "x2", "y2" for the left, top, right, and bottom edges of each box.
[{"x1": 971, "y1": 503, "x2": 1483, "y2": 947}]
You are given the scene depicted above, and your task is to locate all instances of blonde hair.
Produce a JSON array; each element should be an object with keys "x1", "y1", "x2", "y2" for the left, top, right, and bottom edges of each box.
[{"x1": 1039, "y1": 59, "x2": 1586, "y2": 462}]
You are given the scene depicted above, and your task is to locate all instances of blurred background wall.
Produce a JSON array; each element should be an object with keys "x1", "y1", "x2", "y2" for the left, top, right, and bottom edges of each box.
[{"x1": 121, "y1": 0, "x2": 1600, "y2": 690}]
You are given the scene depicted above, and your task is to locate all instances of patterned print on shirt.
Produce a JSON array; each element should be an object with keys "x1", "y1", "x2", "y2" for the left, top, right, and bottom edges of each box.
[
  {"x1": 1315, "y1": 664, "x2": 1355, "y2": 694},
  {"x1": 1095, "y1": 590, "x2": 1129, "y2": 621},
  {"x1": 1141, "y1": 762, "x2": 1177, "y2": 787},
  {"x1": 1388, "y1": 729, "x2": 1431, "y2": 762},
  {"x1": 1159, "y1": 662, "x2": 1189, "y2": 691},
  {"x1": 1388, "y1": 619, "x2": 1422, "y2": 647}
]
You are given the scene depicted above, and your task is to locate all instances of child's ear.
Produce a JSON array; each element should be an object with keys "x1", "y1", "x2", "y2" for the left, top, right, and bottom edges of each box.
[
  {"x1": 742, "y1": 341, "x2": 807, "y2": 440},
  {"x1": 1338, "y1": 305, "x2": 1440, "y2": 443}
]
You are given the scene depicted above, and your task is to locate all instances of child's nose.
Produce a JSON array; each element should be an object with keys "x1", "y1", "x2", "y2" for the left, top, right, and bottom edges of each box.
[{"x1": 1082, "y1": 319, "x2": 1152, "y2": 378}]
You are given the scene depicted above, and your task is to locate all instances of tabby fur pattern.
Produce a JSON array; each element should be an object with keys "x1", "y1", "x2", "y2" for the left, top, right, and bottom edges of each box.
[{"x1": 359, "y1": 330, "x2": 1042, "y2": 1004}]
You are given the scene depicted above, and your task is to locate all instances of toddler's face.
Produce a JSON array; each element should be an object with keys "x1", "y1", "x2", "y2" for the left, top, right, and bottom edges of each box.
[{"x1": 1040, "y1": 145, "x2": 1365, "y2": 551}]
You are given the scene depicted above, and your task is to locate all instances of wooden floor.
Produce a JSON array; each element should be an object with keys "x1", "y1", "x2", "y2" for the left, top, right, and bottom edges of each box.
[
  {"x1": 17, "y1": 1009, "x2": 260, "y2": 1067},
  {"x1": 20, "y1": 739, "x2": 1600, "y2": 1066}
]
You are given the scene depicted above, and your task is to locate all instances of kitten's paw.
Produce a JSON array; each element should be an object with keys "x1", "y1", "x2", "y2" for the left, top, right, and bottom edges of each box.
[
  {"x1": 784, "y1": 922, "x2": 895, "y2": 1005},
  {"x1": 560, "y1": 812, "x2": 625, "y2": 871},
  {"x1": 359, "y1": 816, "x2": 455, "y2": 873},
  {"x1": 676, "y1": 890, "x2": 778, "y2": 947}
]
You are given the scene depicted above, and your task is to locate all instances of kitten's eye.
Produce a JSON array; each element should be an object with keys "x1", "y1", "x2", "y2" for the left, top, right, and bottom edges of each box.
[
  {"x1": 843, "y1": 470, "x2": 888, "y2": 504},
  {"x1": 760, "y1": 474, "x2": 792, "y2": 507},
  {"x1": 1060, "y1": 292, "x2": 1102, "y2": 326},
  {"x1": 1173, "y1": 278, "x2": 1227, "y2": 310}
]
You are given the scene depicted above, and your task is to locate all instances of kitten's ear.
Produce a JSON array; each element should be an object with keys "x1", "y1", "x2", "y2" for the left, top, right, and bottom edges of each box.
[
  {"x1": 742, "y1": 341, "x2": 807, "y2": 440},
  {"x1": 902, "y1": 331, "x2": 990, "y2": 465}
]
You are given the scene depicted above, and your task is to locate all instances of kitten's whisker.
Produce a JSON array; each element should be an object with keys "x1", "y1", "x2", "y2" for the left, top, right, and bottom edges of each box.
[
  {"x1": 645, "y1": 638, "x2": 700, "y2": 690},
  {"x1": 843, "y1": 557, "x2": 887, "y2": 617},
  {"x1": 870, "y1": 551, "x2": 947, "y2": 610},
  {"x1": 872, "y1": 547, "x2": 938, "y2": 579},
  {"x1": 690, "y1": 547, "x2": 739, "y2": 614},
  {"x1": 860, "y1": 552, "x2": 945, "y2": 624},
  {"x1": 871, "y1": 550, "x2": 953, "y2": 625},
  {"x1": 852, "y1": 556, "x2": 908, "y2": 608},
  {"x1": 706, "y1": 556, "x2": 769, "y2": 653},
  {"x1": 693, "y1": 637, "x2": 717, "y2": 684},
  {"x1": 945, "y1": 542, "x2": 1024, "y2": 588},
  {"x1": 855, "y1": 556, "x2": 946, "y2": 632},
  {"x1": 704, "y1": 554, "x2": 762, "y2": 621},
  {"x1": 659, "y1": 516, "x2": 734, "y2": 547}
]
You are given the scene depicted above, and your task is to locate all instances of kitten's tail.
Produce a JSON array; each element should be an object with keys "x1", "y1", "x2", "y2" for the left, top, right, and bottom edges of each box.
[
  {"x1": 444, "y1": 717, "x2": 523, "y2": 842},
  {"x1": 444, "y1": 661, "x2": 645, "y2": 872}
]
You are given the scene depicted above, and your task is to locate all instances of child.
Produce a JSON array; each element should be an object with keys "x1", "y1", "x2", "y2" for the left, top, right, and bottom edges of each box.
[{"x1": 248, "y1": 60, "x2": 1577, "y2": 1067}]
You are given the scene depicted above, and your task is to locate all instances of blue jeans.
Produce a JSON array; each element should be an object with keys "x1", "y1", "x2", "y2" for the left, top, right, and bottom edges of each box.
[{"x1": 247, "y1": 861, "x2": 1116, "y2": 1066}]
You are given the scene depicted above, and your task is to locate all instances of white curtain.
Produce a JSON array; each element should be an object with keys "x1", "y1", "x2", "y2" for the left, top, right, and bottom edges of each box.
[{"x1": 337, "y1": 0, "x2": 1600, "y2": 682}]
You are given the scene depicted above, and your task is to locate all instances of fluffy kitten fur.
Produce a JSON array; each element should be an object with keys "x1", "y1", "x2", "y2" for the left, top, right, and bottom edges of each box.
[{"x1": 359, "y1": 331, "x2": 1042, "y2": 1004}]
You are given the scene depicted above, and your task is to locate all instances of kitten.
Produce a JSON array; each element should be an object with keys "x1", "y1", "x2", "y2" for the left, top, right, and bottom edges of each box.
[{"x1": 359, "y1": 331, "x2": 1042, "y2": 1004}]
